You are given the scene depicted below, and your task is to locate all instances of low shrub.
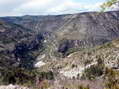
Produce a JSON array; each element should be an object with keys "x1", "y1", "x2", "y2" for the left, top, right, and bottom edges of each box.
[{"x1": 82, "y1": 64, "x2": 104, "y2": 80}]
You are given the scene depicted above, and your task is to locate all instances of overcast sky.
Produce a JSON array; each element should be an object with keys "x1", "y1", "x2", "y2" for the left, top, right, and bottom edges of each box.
[{"x1": 0, "y1": 0, "x2": 106, "y2": 16}]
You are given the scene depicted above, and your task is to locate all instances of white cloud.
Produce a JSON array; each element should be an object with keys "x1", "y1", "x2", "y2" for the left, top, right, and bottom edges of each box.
[
  {"x1": 48, "y1": 1, "x2": 103, "y2": 14},
  {"x1": 0, "y1": 0, "x2": 104, "y2": 16}
]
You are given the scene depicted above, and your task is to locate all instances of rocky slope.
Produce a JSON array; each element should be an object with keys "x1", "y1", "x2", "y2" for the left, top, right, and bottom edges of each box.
[
  {"x1": 0, "y1": 11, "x2": 119, "y2": 89},
  {"x1": 37, "y1": 39, "x2": 119, "y2": 89},
  {"x1": 1, "y1": 11, "x2": 119, "y2": 56},
  {"x1": 0, "y1": 20, "x2": 45, "y2": 69}
]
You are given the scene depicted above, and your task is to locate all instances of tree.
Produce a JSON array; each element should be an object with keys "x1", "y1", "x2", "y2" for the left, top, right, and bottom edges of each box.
[{"x1": 101, "y1": 0, "x2": 118, "y2": 11}]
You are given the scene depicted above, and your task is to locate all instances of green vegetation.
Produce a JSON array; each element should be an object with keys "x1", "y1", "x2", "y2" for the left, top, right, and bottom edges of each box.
[
  {"x1": 78, "y1": 85, "x2": 90, "y2": 89},
  {"x1": 61, "y1": 84, "x2": 90, "y2": 89},
  {"x1": 37, "y1": 71, "x2": 54, "y2": 80},
  {"x1": 0, "y1": 68, "x2": 36, "y2": 85},
  {"x1": 101, "y1": 0, "x2": 118, "y2": 11},
  {"x1": 104, "y1": 68, "x2": 119, "y2": 89},
  {"x1": 82, "y1": 59, "x2": 104, "y2": 80},
  {"x1": 82, "y1": 65, "x2": 104, "y2": 80},
  {"x1": 0, "y1": 67, "x2": 54, "y2": 88}
]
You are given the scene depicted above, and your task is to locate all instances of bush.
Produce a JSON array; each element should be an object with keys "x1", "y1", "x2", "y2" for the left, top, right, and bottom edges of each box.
[
  {"x1": 0, "y1": 68, "x2": 36, "y2": 85},
  {"x1": 82, "y1": 64, "x2": 104, "y2": 80},
  {"x1": 38, "y1": 71, "x2": 54, "y2": 80},
  {"x1": 104, "y1": 68, "x2": 119, "y2": 89},
  {"x1": 0, "y1": 67, "x2": 54, "y2": 87},
  {"x1": 78, "y1": 85, "x2": 90, "y2": 89}
]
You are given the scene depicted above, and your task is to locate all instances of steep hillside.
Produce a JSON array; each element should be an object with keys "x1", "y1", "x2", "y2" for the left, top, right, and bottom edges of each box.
[
  {"x1": 1, "y1": 11, "x2": 119, "y2": 56},
  {"x1": 0, "y1": 20, "x2": 45, "y2": 69},
  {"x1": 0, "y1": 11, "x2": 119, "y2": 89},
  {"x1": 35, "y1": 39, "x2": 119, "y2": 89}
]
